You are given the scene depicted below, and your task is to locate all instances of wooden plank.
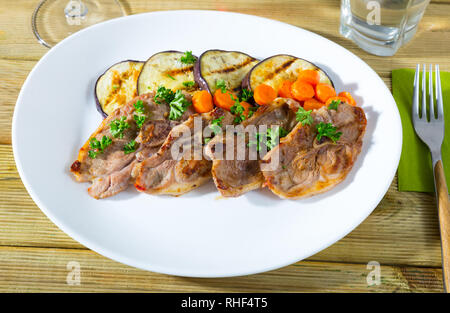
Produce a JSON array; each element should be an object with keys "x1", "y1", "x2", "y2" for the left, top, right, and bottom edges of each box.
[
  {"x1": 0, "y1": 0, "x2": 449, "y2": 61},
  {"x1": 0, "y1": 246, "x2": 443, "y2": 292},
  {"x1": 0, "y1": 144, "x2": 443, "y2": 266}
]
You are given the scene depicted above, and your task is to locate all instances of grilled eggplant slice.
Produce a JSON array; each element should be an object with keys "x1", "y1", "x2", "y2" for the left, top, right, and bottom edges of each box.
[
  {"x1": 137, "y1": 51, "x2": 197, "y2": 95},
  {"x1": 194, "y1": 50, "x2": 259, "y2": 94},
  {"x1": 242, "y1": 54, "x2": 333, "y2": 92},
  {"x1": 95, "y1": 60, "x2": 144, "y2": 118}
]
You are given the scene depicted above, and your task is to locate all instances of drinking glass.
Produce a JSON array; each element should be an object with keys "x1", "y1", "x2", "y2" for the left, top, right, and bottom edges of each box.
[
  {"x1": 32, "y1": 0, "x2": 126, "y2": 48},
  {"x1": 340, "y1": 0, "x2": 430, "y2": 56}
]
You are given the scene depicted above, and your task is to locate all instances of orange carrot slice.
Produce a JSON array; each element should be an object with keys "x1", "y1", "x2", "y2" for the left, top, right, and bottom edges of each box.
[
  {"x1": 192, "y1": 90, "x2": 214, "y2": 113},
  {"x1": 278, "y1": 80, "x2": 293, "y2": 98},
  {"x1": 213, "y1": 89, "x2": 235, "y2": 111},
  {"x1": 338, "y1": 91, "x2": 356, "y2": 106},
  {"x1": 303, "y1": 98, "x2": 325, "y2": 111},
  {"x1": 254, "y1": 84, "x2": 277, "y2": 105},
  {"x1": 297, "y1": 69, "x2": 320, "y2": 86},
  {"x1": 315, "y1": 83, "x2": 336, "y2": 103},
  {"x1": 291, "y1": 80, "x2": 315, "y2": 101},
  {"x1": 325, "y1": 96, "x2": 349, "y2": 107}
]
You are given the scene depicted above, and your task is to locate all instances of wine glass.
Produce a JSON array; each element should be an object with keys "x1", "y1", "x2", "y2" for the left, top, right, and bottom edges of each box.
[{"x1": 32, "y1": 0, "x2": 126, "y2": 48}]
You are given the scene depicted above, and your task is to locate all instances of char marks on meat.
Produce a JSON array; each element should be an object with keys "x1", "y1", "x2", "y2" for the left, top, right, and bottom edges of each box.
[
  {"x1": 70, "y1": 92, "x2": 195, "y2": 199},
  {"x1": 261, "y1": 102, "x2": 367, "y2": 199},
  {"x1": 134, "y1": 108, "x2": 235, "y2": 195},
  {"x1": 204, "y1": 98, "x2": 299, "y2": 197}
]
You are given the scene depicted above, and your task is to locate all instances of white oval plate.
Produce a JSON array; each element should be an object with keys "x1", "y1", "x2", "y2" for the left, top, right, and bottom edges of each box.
[{"x1": 13, "y1": 10, "x2": 401, "y2": 277}]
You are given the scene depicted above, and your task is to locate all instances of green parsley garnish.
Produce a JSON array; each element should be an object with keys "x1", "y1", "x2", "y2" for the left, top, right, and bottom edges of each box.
[
  {"x1": 88, "y1": 136, "x2": 112, "y2": 159},
  {"x1": 112, "y1": 85, "x2": 119, "y2": 90},
  {"x1": 216, "y1": 79, "x2": 227, "y2": 93},
  {"x1": 154, "y1": 86, "x2": 175, "y2": 105},
  {"x1": 248, "y1": 127, "x2": 288, "y2": 152},
  {"x1": 134, "y1": 100, "x2": 145, "y2": 114},
  {"x1": 316, "y1": 122, "x2": 342, "y2": 143},
  {"x1": 204, "y1": 116, "x2": 224, "y2": 144},
  {"x1": 133, "y1": 100, "x2": 147, "y2": 129},
  {"x1": 134, "y1": 115, "x2": 146, "y2": 129},
  {"x1": 110, "y1": 116, "x2": 130, "y2": 139},
  {"x1": 180, "y1": 51, "x2": 196, "y2": 64},
  {"x1": 123, "y1": 140, "x2": 138, "y2": 154},
  {"x1": 230, "y1": 101, "x2": 246, "y2": 124},
  {"x1": 247, "y1": 106, "x2": 258, "y2": 119},
  {"x1": 328, "y1": 99, "x2": 341, "y2": 110},
  {"x1": 182, "y1": 81, "x2": 195, "y2": 88},
  {"x1": 169, "y1": 90, "x2": 192, "y2": 120},
  {"x1": 239, "y1": 88, "x2": 253, "y2": 102},
  {"x1": 296, "y1": 106, "x2": 313, "y2": 126},
  {"x1": 167, "y1": 74, "x2": 176, "y2": 80}
]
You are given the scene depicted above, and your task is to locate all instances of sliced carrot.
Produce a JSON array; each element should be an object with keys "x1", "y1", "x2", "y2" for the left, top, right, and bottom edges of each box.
[
  {"x1": 297, "y1": 69, "x2": 320, "y2": 86},
  {"x1": 325, "y1": 96, "x2": 349, "y2": 107},
  {"x1": 240, "y1": 101, "x2": 253, "y2": 117},
  {"x1": 338, "y1": 91, "x2": 356, "y2": 106},
  {"x1": 303, "y1": 98, "x2": 325, "y2": 111},
  {"x1": 254, "y1": 84, "x2": 277, "y2": 105},
  {"x1": 278, "y1": 80, "x2": 293, "y2": 98},
  {"x1": 192, "y1": 90, "x2": 213, "y2": 113},
  {"x1": 315, "y1": 83, "x2": 336, "y2": 103},
  {"x1": 213, "y1": 89, "x2": 236, "y2": 111},
  {"x1": 291, "y1": 80, "x2": 315, "y2": 101}
]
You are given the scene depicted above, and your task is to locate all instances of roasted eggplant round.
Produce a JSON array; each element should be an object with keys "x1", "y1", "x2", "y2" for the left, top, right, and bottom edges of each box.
[
  {"x1": 194, "y1": 50, "x2": 259, "y2": 94},
  {"x1": 95, "y1": 60, "x2": 144, "y2": 118},
  {"x1": 242, "y1": 54, "x2": 334, "y2": 92},
  {"x1": 137, "y1": 51, "x2": 198, "y2": 95}
]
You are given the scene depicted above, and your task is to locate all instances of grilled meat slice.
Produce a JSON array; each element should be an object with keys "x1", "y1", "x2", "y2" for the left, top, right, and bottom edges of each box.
[
  {"x1": 134, "y1": 108, "x2": 235, "y2": 196},
  {"x1": 70, "y1": 92, "x2": 195, "y2": 199},
  {"x1": 261, "y1": 102, "x2": 367, "y2": 199},
  {"x1": 204, "y1": 98, "x2": 299, "y2": 197}
]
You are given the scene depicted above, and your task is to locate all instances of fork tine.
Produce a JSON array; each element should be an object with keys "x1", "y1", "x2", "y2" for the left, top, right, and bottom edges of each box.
[
  {"x1": 429, "y1": 64, "x2": 435, "y2": 119},
  {"x1": 436, "y1": 64, "x2": 444, "y2": 121},
  {"x1": 422, "y1": 64, "x2": 427, "y2": 120},
  {"x1": 413, "y1": 64, "x2": 420, "y2": 119}
]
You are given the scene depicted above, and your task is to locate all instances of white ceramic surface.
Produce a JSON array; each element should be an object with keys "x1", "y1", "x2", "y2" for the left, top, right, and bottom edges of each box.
[{"x1": 12, "y1": 10, "x2": 402, "y2": 277}]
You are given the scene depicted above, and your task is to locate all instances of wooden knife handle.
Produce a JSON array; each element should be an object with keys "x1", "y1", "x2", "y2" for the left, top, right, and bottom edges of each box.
[{"x1": 435, "y1": 160, "x2": 450, "y2": 292}]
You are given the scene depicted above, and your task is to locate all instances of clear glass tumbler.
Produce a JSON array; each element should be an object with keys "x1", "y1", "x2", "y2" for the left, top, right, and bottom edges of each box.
[{"x1": 340, "y1": 0, "x2": 430, "y2": 56}]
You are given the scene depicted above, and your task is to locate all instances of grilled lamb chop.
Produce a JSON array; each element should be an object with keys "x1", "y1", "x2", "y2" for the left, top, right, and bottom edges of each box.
[
  {"x1": 261, "y1": 102, "x2": 367, "y2": 199},
  {"x1": 204, "y1": 98, "x2": 299, "y2": 197},
  {"x1": 70, "y1": 92, "x2": 194, "y2": 199},
  {"x1": 134, "y1": 108, "x2": 235, "y2": 196}
]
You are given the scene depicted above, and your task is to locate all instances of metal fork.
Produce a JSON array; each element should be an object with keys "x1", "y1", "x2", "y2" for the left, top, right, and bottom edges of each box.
[{"x1": 412, "y1": 64, "x2": 450, "y2": 292}]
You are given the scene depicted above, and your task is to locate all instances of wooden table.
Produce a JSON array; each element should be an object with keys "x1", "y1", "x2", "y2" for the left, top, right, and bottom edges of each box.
[{"x1": 1, "y1": 0, "x2": 449, "y2": 293}]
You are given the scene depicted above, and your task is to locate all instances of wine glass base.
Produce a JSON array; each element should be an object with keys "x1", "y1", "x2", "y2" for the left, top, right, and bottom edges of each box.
[{"x1": 32, "y1": 0, "x2": 126, "y2": 48}]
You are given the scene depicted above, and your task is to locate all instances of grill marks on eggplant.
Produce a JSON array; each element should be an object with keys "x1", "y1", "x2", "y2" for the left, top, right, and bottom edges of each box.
[
  {"x1": 194, "y1": 50, "x2": 259, "y2": 94},
  {"x1": 208, "y1": 57, "x2": 256, "y2": 74},
  {"x1": 263, "y1": 58, "x2": 296, "y2": 82},
  {"x1": 261, "y1": 102, "x2": 367, "y2": 199}
]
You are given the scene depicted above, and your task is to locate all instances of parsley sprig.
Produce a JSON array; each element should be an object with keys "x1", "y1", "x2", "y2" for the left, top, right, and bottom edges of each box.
[
  {"x1": 88, "y1": 136, "x2": 112, "y2": 159},
  {"x1": 248, "y1": 127, "x2": 288, "y2": 152},
  {"x1": 239, "y1": 88, "x2": 253, "y2": 102},
  {"x1": 316, "y1": 122, "x2": 342, "y2": 143},
  {"x1": 110, "y1": 116, "x2": 130, "y2": 138},
  {"x1": 180, "y1": 51, "x2": 196, "y2": 64},
  {"x1": 169, "y1": 90, "x2": 192, "y2": 120},
  {"x1": 123, "y1": 140, "x2": 138, "y2": 154},
  {"x1": 216, "y1": 79, "x2": 227, "y2": 93},
  {"x1": 204, "y1": 116, "x2": 224, "y2": 144},
  {"x1": 154, "y1": 86, "x2": 175, "y2": 105},
  {"x1": 328, "y1": 99, "x2": 341, "y2": 110},
  {"x1": 296, "y1": 107, "x2": 313, "y2": 126},
  {"x1": 133, "y1": 100, "x2": 147, "y2": 129}
]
